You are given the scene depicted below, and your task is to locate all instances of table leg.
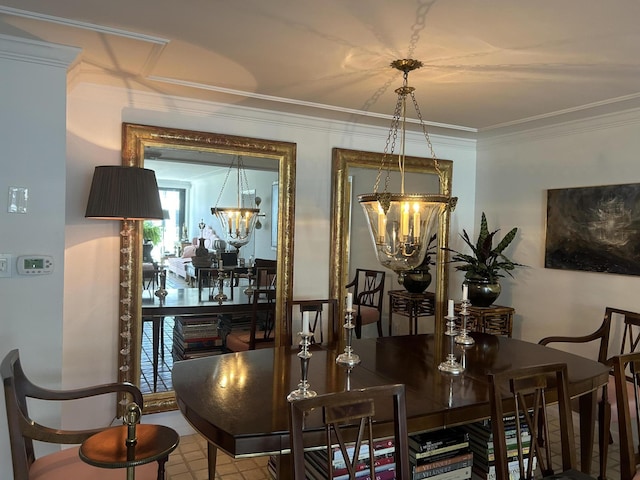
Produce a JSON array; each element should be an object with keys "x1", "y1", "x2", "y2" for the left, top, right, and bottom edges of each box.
[
  {"x1": 152, "y1": 317, "x2": 161, "y2": 393},
  {"x1": 578, "y1": 390, "x2": 596, "y2": 474},
  {"x1": 388, "y1": 298, "x2": 393, "y2": 336},
  {"x1": 207, "y1": 442, "x2": 217, "y2": 480},
  {"x1": 127, "y1": 465, "x2": 135, "y2": 480},
  {"x1": 156, "y1": 458, "x2": 167, "y2": 480}
]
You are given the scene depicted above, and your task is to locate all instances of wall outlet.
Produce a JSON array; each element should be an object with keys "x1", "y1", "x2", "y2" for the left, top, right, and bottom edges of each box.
[{"x1": 0, "y1": 254, "x2": 12, "y2": 278}]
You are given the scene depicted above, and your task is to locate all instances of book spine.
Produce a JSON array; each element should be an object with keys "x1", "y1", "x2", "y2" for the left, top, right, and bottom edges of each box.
[
  {"x1": 421, "y1": 465, "x2": 472, "y2": 480},
  {"x1": 413, "y1": 452, "x2": 473, "y2": 473},
  {"x1": 413, "y1": 457, "x2": 474, "y2": 479},
  {"x1": 332, "y1": 454, "x2": 395, "y2": 477},
  {"x1": 409, "y1": 432, "x2": 469, "y2": 453},
  {"x1": 412, "y1": 441, "x2": 470, "y2": 460}
]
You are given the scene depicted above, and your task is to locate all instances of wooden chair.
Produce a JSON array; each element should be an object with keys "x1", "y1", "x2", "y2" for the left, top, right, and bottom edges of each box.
[
  {"x1": 289, "y1": 383, "x2": 409, "y2": 479},
  {"x1": 225, "y1": 266, "x2": 277, "y2": 351},
  {"x1": 345, "y1": 268, "x2": 386, "y2": 338},
  {"x1": 287, "y1": 298, "x2": 338, "y2": 345},
  {"x1": 1, "y1": 349, "x2": 162, "y2": 480},
  {"x1": 611, "y1": 351, "x2": 640, "y2": 480},
  {"x1": 488, "y1": 362, "x2": 595, "y2": 480},
  {"x1": 539, "y1": 307, "x2": 640, "y2": 479}
]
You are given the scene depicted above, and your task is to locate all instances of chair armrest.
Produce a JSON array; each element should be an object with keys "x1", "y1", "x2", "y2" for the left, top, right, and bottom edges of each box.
[
  {"x1": 538, "y1": 316, "x2": 611, "y2": 365},
  {"x1": 20, "y1": 382, "x2": 143, "y2": 445},
  {"x1": 25, "y1": 381, "x2": 143, "y2": 406},
  {"x1": 538, "y1": 332, "x2": 605, "y2": 346}
]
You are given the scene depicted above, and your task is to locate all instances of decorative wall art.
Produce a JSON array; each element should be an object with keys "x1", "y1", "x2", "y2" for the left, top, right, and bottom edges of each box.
[{"x1": 545, "y1": 183, "x2": 640, "y2": 275}]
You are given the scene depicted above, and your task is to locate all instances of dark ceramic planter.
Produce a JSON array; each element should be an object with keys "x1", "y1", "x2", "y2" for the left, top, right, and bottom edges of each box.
[
  {"x1": 400, "y1": 269, "x2": 432, "y2": 293},
  {"x1": 464, "y1": 277, "x2": 501, "y2": 307}
]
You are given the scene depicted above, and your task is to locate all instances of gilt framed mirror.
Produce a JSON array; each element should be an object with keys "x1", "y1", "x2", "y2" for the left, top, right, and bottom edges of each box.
[
  {"x1": 329, "y1": 147, "x2": 453, "y2": 341},
  {"x1": 119, "y1": 123, "x2": 296, "y2": 413}
]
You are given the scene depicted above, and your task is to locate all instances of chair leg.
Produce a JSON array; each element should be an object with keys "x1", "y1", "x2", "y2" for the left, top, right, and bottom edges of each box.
[
  {"x1": 598, "y1": 397, "x2": 611, "y2": 480},
  {"x1": 376, "y1": 319, "x2": 383, "y2": 337}
]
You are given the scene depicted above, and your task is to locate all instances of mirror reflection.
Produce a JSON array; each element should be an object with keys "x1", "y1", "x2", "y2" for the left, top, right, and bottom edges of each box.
[
  {"x1": 119, "y1": 123, "x2": 296, "y2": 413},
  {"x1": 329, "y1": 148, "x2": 453, "y2": 341}
]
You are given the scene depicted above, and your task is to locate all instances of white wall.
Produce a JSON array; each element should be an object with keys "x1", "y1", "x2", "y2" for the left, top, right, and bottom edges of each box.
[
  {"x1": 0, "y1": 35, "x2": 79, "y2": 477},
  {"x1": 476, "y1": 111, "x2": 640, "y2": 356}
]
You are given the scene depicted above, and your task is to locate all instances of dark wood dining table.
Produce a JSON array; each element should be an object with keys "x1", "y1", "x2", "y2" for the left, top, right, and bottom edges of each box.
[{"x1": 172, "y1": 333, "x2": 609, "y2": 480}]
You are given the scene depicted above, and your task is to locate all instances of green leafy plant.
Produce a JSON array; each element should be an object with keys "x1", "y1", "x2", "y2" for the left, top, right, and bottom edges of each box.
[
  {"x1": 414, "y1": 233, "x2": 438, "y2": 269},
  {"x1": 446, "y1": 212, "x2": 524, "y2": 282},
  {"x1": 143, "y1": 222, "x2": 162, "y2": 245}
]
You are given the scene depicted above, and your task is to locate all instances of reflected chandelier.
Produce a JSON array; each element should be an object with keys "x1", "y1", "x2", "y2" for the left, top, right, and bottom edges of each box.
[
  {"x1": 359, "y1": 59, "x2": 457, "y2": 275},
  {"x1": 211, "y1": 155, "x2": 260, "y2": 252}
]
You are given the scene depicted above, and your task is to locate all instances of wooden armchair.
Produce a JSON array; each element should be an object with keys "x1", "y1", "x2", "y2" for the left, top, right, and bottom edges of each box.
[
  {"x1": 538, "y1": 307, "x2": 640, "y2": 479},
  {"x1": 1, "y1": 349, "x2": 162, "y2": 480},
  {"x1": 345, "y1": 268, "x2": 386, "y2": 338},
  {"x1": 289, "y1": 384, "x2": 409, "y2": 479},
  {"x1": 611, "y1": 351, "x2": 640, "y2": 480},
  {"x1": 225, "y1": 266, "x2": 277, "y2": 351},
  {"x1": 287, "y1": 298, "x2": 338, "y2": 345},
  {"x1": 488, "y1": 362, "x2": 594, "y2": 480}
]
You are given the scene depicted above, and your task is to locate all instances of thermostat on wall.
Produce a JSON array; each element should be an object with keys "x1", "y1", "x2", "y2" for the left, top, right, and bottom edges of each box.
[{"x1": 17, "y1": 255, "x2": 54, "y2": 275}]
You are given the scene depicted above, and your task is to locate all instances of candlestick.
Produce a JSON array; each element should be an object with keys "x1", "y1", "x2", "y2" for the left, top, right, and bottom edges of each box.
[
  {"x1": 346, "y1": 292, "x2": 353, "y2": 311},
  {"x1": 455, "y1": 298, "x2": 475, "y2": 346},
  {"x1": 438, "y1": 312, "x2": 464, "y2": 375},
  {"x1": 462, "y1": 284, "x2": 468, "y2": 301},
  {"x1": 447, "y1": 299, "x2": 454, "y2": 318},
  {"x1": 336, "y1": 306, "x2": 361, "y2": 367},
  {"x1": 302, "y1": 311, "x2": 310, "y2": 335},
  {"x1": 287, "y1": 331, "x2": 317, "y2": 401}
]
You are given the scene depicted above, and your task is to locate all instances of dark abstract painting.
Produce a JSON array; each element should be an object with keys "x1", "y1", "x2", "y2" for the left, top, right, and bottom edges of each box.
[{"x1": 545, "y1": 183, "x2": 640, "y2": 275}]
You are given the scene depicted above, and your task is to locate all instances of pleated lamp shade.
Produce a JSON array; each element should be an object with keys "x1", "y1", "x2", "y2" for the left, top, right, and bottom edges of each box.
[{"x1": 85, "y1": 166, "x2": 164, "y2": 220}]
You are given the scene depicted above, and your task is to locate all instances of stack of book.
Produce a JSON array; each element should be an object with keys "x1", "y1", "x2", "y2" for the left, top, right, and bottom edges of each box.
[
  {"x1": 461, "y1": 414, "x2": 536, "y2": 480},
  {"x1": 301, "y1": 439, "x2": 397, "y2": 479},
  {"x1": 409, "y1": 428, "x2": 473, "y2": 480},
  {"x1": 172, "y1": 315, "x2": 223, "y2": 360}
]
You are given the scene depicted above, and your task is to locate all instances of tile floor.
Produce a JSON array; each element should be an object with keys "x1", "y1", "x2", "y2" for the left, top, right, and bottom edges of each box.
[{"x1": 164, "y1": 407, "x2": 622, "y2": 480}]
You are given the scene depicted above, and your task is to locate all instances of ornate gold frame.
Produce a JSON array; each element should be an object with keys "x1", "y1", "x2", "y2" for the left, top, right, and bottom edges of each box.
[
  {"x1": 119, "y1": 123, "x2": 296, "y2": 413},
  {"x1": 328, "y1": 148, "x2": 453, "y2": 342}
]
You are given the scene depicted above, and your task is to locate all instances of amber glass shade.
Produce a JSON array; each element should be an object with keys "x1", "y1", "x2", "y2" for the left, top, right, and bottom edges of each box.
[{"x1": 85, "y1": 166, "x2": 163, "y2": 220}]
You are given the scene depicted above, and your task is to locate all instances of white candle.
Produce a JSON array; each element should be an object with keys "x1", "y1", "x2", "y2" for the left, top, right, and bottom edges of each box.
[
  {"x1": 412, "y1": 203, "x2": 420, "y2": 239},
  {"x1": 448, "y1": 299, "x2": 454, "y2": 318},
  {"x1": 401, "y1": 202, "x2": 410, "y2": 238},
  {"x1": 302, "y1": 311, "x2": 310, "y2": 335},
  {"x1": 377, "y1": 205, "x2": 386, "y2": 242},
  {"x1": 346, "y1": 292, "x2": 353, "y2": 311},
  {"x1": 462, "y1": 284, "x2": 468, "y2": 301}
]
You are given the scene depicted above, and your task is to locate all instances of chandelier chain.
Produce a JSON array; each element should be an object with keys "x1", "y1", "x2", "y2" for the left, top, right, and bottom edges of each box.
[
  {"x1": 410, "y1": 91, "x2": 443, "y2": 177},
  {"x1": 213, "y1": 156, "x2": 235, "y2": 208}
]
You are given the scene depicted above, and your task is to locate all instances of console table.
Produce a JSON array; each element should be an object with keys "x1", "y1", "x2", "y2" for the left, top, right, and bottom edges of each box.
[
  {"x1": 388, "y1": 290, "x2": 435, "y2": 335},
  {"x1": 455, "y1": 303, "x2": 514, "y2": 337}
]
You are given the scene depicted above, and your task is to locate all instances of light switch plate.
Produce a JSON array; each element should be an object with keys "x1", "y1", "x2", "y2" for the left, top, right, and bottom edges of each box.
[
  {"x1": 8, "y1": 187, "x2": 28, "y2": 214},
  {"x1": 0, "y1": 254, "x2": 12, "y2": 278}
]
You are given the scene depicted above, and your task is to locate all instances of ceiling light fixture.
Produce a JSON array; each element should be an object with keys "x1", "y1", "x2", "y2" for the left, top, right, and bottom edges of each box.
[
  {"x1": 211, "y1": 155, "x2": 260, "y2": 254},
  {"x1": 359, "y1": 59, "x2": 457, "y2": 275}
]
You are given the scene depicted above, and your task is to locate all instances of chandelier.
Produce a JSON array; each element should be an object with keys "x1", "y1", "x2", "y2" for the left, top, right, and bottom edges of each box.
[
  {"x1": 359, "y1": 59, "x2": 456, "y2": 275},
  {"x1": 211, "y1": 155, "x2": 260, "y2": 252}
]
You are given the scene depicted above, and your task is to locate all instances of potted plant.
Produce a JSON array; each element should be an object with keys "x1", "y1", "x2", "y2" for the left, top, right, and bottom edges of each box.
[
  {"x1": 143, "y1": 222, "x2": 162, "y2": 262},
  {"x1": 447, "y1": 212, "x2": 523, "y2": 306},
  {"x1": 400, "y1": 233, "x2": 437, "y2": 293}
]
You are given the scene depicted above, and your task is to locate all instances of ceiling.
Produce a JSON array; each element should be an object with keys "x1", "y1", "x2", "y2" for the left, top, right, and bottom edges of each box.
[{"x1": 3, "y1": 1, "x2": 640, "y2": 135}]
